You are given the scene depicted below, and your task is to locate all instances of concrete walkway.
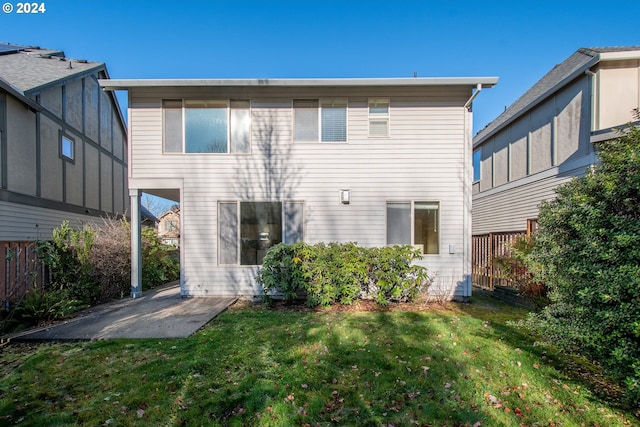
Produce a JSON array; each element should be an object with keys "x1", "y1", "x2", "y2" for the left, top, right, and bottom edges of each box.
[{"x1": 3, "y1": 283, "x2": 237, "y2": 342}]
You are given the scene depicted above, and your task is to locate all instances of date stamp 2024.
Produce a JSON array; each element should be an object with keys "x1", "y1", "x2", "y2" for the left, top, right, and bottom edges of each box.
[{"x1": 3, "y1": 2, "x2": 47, "y2": 14}]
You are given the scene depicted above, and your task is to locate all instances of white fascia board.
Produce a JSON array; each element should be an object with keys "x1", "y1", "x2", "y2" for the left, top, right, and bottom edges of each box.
[
  {"x1": 99, "y1": 77, "x2": 499, "y2": 91},
  {"x1": 598, "y1": 50, "x2": 640, "y2": 61}
]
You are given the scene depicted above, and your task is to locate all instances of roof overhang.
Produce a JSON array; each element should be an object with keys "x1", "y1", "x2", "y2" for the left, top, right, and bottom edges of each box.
[
  {"x1": 0, "y1": 76, "x2": 41, "y2": 111},
  {"x1": 99, "y1": 77, "x2": 499, "y2": 91}
]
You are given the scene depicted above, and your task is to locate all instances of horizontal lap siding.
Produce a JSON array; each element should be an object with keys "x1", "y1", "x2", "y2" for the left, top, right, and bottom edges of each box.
[
  {"x1": 471, "y1": 166, "x2": 588, "y2": 234},
  {"x1": 129, "y1": 86, "x2": 471, "y2": 297},
  {"x1": 0, "y1": 201, "x2": 99, "y2": 241}
]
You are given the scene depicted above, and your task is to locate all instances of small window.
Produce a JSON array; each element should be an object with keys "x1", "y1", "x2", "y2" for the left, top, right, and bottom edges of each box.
[
  {"x1": 293, "y1": 99, "x2": 347, "y2": 142},
  {"x1": 473, "y1": 148, "x2": 481, "y2": 182},
  {"x1": 386, "y1": 201, "x2": 440, "y2": 254},
  {"x1": 369, "y1": 98, "x2": 389, "y2": 137},
  {"x1": 61, "y1": 134, "x2": 74, "y2": 161}
]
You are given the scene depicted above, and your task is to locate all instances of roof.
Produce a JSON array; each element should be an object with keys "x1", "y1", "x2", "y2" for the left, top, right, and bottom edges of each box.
[
  {"x1": 474, "y1": 46, "x2": 640, "y2": 146},
  {"x1": 99, "y1": 76, "x2": 499, "y2": 91},
  {"x1": 141, "y1": 206, "x2": 158, "y2": 223},
  {"x1": 0, "y1": 43, "x2": 105, "y2": 94}
]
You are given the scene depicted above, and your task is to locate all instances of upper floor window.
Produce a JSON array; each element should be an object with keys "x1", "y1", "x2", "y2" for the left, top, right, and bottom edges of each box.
[
  {"x1": 369, "y1": 98, "x2": 389, "y2": 137},
  {"x1": 60, "y1": 133, "x2": 74, "y2": 161},
  {"x1": 163, "y1": 99, "x2": 250, "y2": 154},
  {"x1": 293, "y1": 99, "x2": 347, "y2": 143},
  {"x1": 472, "y1": 148, "x2": 481, "y2": 182}
]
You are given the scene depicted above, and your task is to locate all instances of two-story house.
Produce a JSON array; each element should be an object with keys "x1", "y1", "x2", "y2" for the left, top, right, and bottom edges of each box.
[
  {"x1": 472, "y1": 46, "x2": 640, "y2": 236},
  {"x1": 100, "y1": 77, "x2": 497, "y2": 299},
  {"x1": 157, "y1": 205, "x2": 180, "y2": 247},
  {"x1": 0, "y1": 43, "x2": 128, "y2": 241}
]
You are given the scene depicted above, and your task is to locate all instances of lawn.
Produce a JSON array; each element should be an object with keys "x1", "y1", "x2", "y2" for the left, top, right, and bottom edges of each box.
[{"x1": 0, "y1": 295, "x2": 638, "y2": 426}]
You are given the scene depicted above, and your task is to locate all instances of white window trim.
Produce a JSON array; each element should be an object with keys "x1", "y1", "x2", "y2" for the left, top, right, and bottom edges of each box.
[
  {"x1": 164, "y1": 99, "x2": 252, "y2": 155},
  {"x1": 217, "y1": 200, "x2": 306, "y2": 266},
  {"x1": 368, "y1": 98, "x2": 390, "y2": 138},
  {"x1": 385, "y1": 200, "x2": 441, "y2": 255},
  {"x1": 292, "y1": 98, "x2": 348, "y2": 143}
]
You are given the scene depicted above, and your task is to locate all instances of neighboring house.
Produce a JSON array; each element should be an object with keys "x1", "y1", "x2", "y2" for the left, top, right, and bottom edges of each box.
[
  {"x1": 157, "y1": 205, "x2": 180, "y2": 247},
  {"x1": 472, "y1": 46, "x2": 640, "y2": 235},
  {"x1": 0, "y1": 43, "x2": 128, "y2": 241},
  {"x1": 141, "y1": 205, "x2": 158, "y2": 228},
  {"x1": 100, "y1": 77, "x2": 498, "y2": 299}
]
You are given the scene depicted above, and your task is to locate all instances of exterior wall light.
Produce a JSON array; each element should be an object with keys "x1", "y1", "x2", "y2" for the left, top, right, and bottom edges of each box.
[{"x1": 340, "y1": 189, "x2": 351, "y2": 204}]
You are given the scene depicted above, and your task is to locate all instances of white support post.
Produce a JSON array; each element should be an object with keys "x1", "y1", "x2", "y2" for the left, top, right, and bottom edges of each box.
[{"x1": 130, "y1": 188, "x2": 143, "y2": 298}]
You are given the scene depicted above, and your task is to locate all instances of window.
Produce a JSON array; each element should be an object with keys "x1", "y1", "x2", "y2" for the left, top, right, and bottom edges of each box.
[
  {"x1": 369, "y1": 98, "x2": 389, "y2": 137},
  {"x1": 60, "y1": 134, "x2": 74, "y2": 161},
  {"x1": 473, "y1": 148, "x2": 481, "y2": 182},
  {"x1": 293, "y1": 99, "x2": 347, "y2": 142},
  {"x1": 218, "y1": 201, "x2": 304, "y2": 265},
  {"x1": 386, "y1": 201, "x2": 440, "y2": 254},
  {"x1": 165, "y1": 220, "x2": 178, "y2": 232},
  {"x1": 163, "y1": 100, "x2": 251, "y2": 153}
]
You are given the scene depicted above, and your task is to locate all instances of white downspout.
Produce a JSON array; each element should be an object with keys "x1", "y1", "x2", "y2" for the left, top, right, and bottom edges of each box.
[{"x1": 464, "y1": 83, "x2": 483, "y2": 111}]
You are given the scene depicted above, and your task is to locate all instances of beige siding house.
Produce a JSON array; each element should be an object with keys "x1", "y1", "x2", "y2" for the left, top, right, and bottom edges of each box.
[
  {"x1": 157, "y1": 205, "x2": 180, "y2": 247},
  {"x1": 472, "y1": 47, "x2": 640, "y2": 235},
  {"x1": 0, "y1": 43, "x2": 128, "y2": 240},
  {"x1": 100, "y1": 77, "x2": 497, "y2": 299}
]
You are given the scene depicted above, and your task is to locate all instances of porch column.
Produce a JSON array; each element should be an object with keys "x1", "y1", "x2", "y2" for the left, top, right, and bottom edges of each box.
[{"x1": 130, "y1": 188, "x2": 143, "y2": 298}]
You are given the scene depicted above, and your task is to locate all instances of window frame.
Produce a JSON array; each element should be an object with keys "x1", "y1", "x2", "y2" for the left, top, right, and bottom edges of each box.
[
  {"x1": 162, "y1": 99, "x2": 252, "y2": 154},
  {"x1": 368, "y1": 98, "x2": 390, "y2": 138},
  {"x1": 218, "y1": 200, "x2": 305, "y2": 266},
  {"x1": 385, "y1": 200, "x2": 440, "y2": 255},
  {"x1": 293, "y1": 98, "x2": 348, "y2": 143},
  {"x1": 472, "y1": 147, "x2": 481, "y2": 182},
  {"x1": 60, "y1": 132, "x2": 75, "y2": 162}
]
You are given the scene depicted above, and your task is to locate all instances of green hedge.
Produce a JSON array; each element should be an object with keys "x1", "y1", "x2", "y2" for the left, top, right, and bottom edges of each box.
[{"x1": 257, "y1": 242, "x2": 430, "y2": 307}]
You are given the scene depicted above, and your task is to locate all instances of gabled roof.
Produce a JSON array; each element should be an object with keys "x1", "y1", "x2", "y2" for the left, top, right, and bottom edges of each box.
[
  {"x1": 474, "y1": 46, "x2": 640, "y2": 146},
  {"x1": 0, "y1": 42, "x2": 127, "y2": 136},
  {"x1": 0, "y1": 43, "x2": 105, "y2": 94}
]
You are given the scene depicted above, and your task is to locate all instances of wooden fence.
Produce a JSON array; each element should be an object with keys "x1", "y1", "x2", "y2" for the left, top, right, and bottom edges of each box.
[
  {"x1": 1, "y1": 241, "x2": 50, "y2": 311},
  {"x1": 471, "y1": 231, "x2": 526, "y2": 291}
]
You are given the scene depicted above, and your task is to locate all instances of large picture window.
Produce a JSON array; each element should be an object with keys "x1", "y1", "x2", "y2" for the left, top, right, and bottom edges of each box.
[
  {"x1": 218, "y1": 201, "x2": 304, "y2": 265},
  {"x1": 293, "y1": 99, "x2": 347, "y2": 142},
  {"x1": 386, "y1": 201, "x2": 439, "y2": 254},
  {"x1": 163, "y1": 99, "x2": 251, "y2": 154}
]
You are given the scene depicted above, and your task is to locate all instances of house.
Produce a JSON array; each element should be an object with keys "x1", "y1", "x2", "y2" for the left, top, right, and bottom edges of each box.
[
  {"x1": 99, "y1": 77, "x2": 498, "y2": 299},
  {"x1": 141, "y1": 205, "x2": 158, "y2": 228},
  {"x1": 0, "y1": 43, "x2": 128, "y2": 241},
  {"x1": 472, "y1": 47, "x2": 640, "y2": 236},
  {"x1": 157, "y1": 205, "x2": 180, "y2": 247}
]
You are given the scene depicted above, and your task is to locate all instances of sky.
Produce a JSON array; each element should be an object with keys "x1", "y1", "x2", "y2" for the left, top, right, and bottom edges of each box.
[{"x1": 2, "y1": 0, "x2": 639, "y2": 133}]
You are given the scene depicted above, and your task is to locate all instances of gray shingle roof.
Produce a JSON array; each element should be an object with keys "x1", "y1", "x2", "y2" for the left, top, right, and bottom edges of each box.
[
  {"x1": 474, "y1": 46, "x2": 640, "y2": 145},
  {"x1": 0, "y1": 45, "x2": 104, "y2": 94}
]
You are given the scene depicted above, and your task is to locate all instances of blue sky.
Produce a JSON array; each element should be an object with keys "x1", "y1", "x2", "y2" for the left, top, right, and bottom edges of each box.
[{"x1": 1, "y1": 0, "x2": 639, "y2": 134}]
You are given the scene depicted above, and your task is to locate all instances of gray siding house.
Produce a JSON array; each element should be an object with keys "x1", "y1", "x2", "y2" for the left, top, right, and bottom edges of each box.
[
  {"x1": 472, "y1": 47, "x2": 640, "y2": 235},
  {"x1": 100, "y1": 77, "x2": 497, "y2": 299},
  {"x1": 0, "y1": 43, "x2": 128, "y2": 240}
]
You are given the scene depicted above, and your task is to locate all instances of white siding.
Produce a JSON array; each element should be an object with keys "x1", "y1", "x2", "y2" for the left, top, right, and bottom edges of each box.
[{"x1": 128, "y1": 86, "x2": 473, "y2": 299}]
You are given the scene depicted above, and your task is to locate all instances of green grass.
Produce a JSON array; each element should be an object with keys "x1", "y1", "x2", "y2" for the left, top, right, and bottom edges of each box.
[{"x1": 0, "y1": 295, "x2": 638, "y2": 426}]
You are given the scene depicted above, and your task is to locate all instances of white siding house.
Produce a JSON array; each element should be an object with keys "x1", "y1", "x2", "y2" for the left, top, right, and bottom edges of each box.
[
  {"x1": 472, "y1": 47, "x2": 640, "y2": 235},
  {"x1": 100, "y1": 77, "x2": 497, "y2": 300}
]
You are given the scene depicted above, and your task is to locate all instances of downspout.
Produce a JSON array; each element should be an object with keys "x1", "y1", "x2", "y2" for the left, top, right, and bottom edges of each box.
[
  {"x1": 462, "y1": 84, "x2": 482, "y2": 299},
  {"x1": 464, "y1": 83, "x2": 482, "y2": 111}
]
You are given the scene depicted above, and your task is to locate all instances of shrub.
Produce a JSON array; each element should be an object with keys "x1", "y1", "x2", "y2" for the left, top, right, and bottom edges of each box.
[
  {"x1": 10, "y1": 289, "x2": 86, "y2": 329},
  {"x1": 36, "y1": 220, "x2": 97, "y2": 304},
  {"x1": 258, "y1": 242, "x2": 430, "y2": 307},
  {"x1": 89, "y1": 216, "x2": 132, "y2": 301},
  {"x1": 141, "y1": 226, "x2": 180, "y2": 289},
  {"x1": 494, "y1": 236, "x2": 548, "y2": 304},
  {"x1": 523, "y1": 117, "x2": 640, "y2": 405}
]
